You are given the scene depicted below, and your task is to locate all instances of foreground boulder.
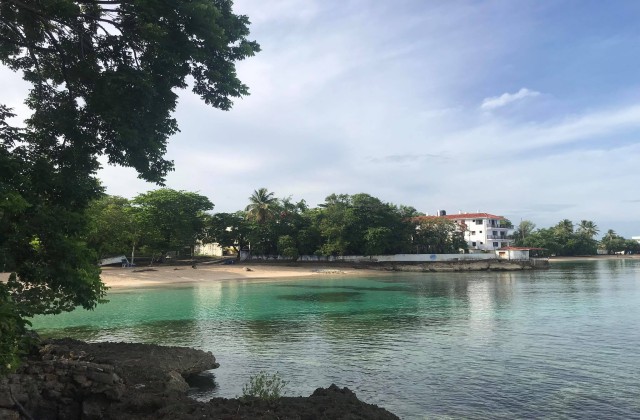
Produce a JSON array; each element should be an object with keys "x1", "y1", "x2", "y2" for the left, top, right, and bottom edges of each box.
[{"x1": 0, "y1": 339, "x2": 398, "y2": 419}]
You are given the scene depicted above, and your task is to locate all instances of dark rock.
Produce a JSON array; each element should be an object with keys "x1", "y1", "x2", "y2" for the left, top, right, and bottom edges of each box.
[
  {"x1": 82, "y1": 395, "x2": 109, "y2": 420},
  {"x1": 164, "y1": 370, "x2": 189, "y2": 394},
  {"x1": 0, "y1": 339, "x2": 399, "y2": 419},
  {"x1": 0, "y1": 408, "x2": 20, "y2": 420},
  {"x1": 86, "y1": 370, "x2": 118, "y2": 385}
]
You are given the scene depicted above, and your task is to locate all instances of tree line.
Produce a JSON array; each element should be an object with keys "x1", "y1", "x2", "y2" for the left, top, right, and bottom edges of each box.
[
  {"x1": 84, "y1": 189, "x2": 640, "y2": 262},
  {"x1": 512, "y1": 219, "x2": 639, "y2": 256},
  {"x1": 83, "y1": 188, "x2": 469, "y2": 262}
]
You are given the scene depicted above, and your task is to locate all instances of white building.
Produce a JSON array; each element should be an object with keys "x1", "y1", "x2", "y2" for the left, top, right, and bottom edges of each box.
[
  {"x1": 633, "y1": 236, "x2": 640, "y2": 244},
  {"x1": 193, "y1": 241, "x2": 224, "y2": 257},
  {"x1": 439, "y1": 211, "x2": 512, "y2": 251}
]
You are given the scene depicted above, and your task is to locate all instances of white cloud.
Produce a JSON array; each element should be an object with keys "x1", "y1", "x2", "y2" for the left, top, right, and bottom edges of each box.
[
  {"x1": 480, "y1": 88, "x2": 541, "y2": 110},
  {"x1": 3, "y1": 1, "x2": 640, "y2": 237}
]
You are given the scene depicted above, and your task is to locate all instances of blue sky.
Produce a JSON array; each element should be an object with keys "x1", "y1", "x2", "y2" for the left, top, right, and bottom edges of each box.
[{"x1": 2, "y1": 0, "x2": 640, "y2": 237}]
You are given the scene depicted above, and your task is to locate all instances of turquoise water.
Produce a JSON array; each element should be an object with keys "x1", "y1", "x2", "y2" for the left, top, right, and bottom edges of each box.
[{"x1": 32, "y1": 260, "x2": 640, "y2": 419}]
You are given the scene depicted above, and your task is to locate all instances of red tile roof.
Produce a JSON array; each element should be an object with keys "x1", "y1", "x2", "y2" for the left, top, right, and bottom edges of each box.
[
  {"x1": 442, "y1": 213, "x2": 504, "y2": 220},
  {"x1": 499, "y1": 247, "x2": 546, "y2": 250},
  {"x1": 413, "y1": 213, "x2": 504, "y2": 221}
]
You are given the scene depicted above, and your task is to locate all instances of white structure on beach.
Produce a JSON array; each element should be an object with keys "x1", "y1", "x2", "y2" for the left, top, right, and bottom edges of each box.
[
  {"x1": 193, "y1": 241, "x2": 224, "y2": 257},
  {"x1": 633, "y1": 236, "x2": 640, "y2": 244},
  {"x1": 435, "y1": 211, "x2": 513, "y2": 251}
]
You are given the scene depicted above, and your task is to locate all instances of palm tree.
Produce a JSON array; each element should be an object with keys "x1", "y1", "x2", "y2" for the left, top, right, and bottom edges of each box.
[
  {"x1": 245, "y1": 188, "x2": 277, "y2": 224},
  {"x1": 577, "y1": 220, "x2": 599, "y2": 238},
  {"x1": 517, "y1": 220, "x2": 536, "y2": 238},
  {"x1": 555, "y1": 219, "x2": 574, "y2": 236},
  {"x1": 601, "y1": 229, "x2": 621, "y2": 255}
]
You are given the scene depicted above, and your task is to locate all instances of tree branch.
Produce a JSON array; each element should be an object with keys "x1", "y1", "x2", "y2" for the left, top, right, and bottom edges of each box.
[{"x1": 38, "y1": 20, "x2": 73, "y2": 94}]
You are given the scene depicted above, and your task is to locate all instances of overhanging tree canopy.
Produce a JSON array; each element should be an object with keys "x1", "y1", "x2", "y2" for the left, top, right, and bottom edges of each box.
[
  {"x1": 0, "y1": 0, "x2": 259, "y2": 182},
  {"x1": 0, "y1": 0, "x2": 259, "y2": 370}
]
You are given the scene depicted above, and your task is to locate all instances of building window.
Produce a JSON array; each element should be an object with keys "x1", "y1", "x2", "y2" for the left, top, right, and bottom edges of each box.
[
  {"x1": 472, "y1": 242, "x2": 476, "y2": 247},
  {"x1": 471, "y1": 231, "x2": 476, "y2": 235},
  {"x1": 475, "y1": 219, "x2": 483, "y2": 225},
  {"x1": 479, "y1": 230, "x2": 482, "y2": 234},
  {"x1": 480, "y1": 241, "x2": 483, "y2": 245},
  {"x1": 493, "y1": 242, "x2": 499, "y2": 248},
  {"x1": 493, "y1": 231, "x2": 497, "y2": 236}
]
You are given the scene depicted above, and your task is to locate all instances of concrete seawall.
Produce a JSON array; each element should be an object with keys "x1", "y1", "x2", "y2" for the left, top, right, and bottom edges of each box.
[
  {"x1": 372, "y1": 258, "x2": 548, "y2": 272},
  {"x1": 280, "y1": 258, "x2": 549, "y2": 272}
]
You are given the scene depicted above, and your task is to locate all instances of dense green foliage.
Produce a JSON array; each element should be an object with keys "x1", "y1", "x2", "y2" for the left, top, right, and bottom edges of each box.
[
  {"x1": 0, "y1": 0, "x2": 259, "y2": 182},
  {"x1": 0, "y1": 286, "x2": 30, "y2": 375},
  {"x1": 0, "y1": 0, "x2": 258, "y2": 371},
  {"x1": 203, "y1": 211, "x2": 251, "y2": 256},
  {"x1": 85, "y1": 195, "x2": 136, "y2": 259},
  {"x1": 86, "y1": 189, "x2": 214, "y2": 262},
  {"x1": 313, "y1": 193, "x2": 421, "y2": 256},
  {"x1": 514, "y1": 219, "x2": 597, "y2": 256},
  {"x1": 511, "y1": 219, "x2": 635, "y2": 256},
  {"x1": 413, "y1": 218, "x2": 468, "y2": 254},
  {"x1": 90, "y1": 190, "x2": 640, "y2": 260},
  {"x1": 88, "y1": 190, "x2": 470, "y2": 259},
  {"x1": 133, "y1": 189, "x2": 213, "y2": 260},
  {"x1": 600, "y1": 230, "x2": 640, "y2": 255}
]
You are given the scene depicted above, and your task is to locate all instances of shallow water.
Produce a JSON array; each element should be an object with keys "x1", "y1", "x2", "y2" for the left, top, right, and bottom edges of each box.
[{"x1": 32, "y1": 260, "x2": 640, "y2": 419}]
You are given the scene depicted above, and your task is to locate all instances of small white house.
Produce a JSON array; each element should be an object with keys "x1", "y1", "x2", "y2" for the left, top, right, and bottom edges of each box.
[{"x1": 496, "y1": 247, "x2": 543, "y2": 261}]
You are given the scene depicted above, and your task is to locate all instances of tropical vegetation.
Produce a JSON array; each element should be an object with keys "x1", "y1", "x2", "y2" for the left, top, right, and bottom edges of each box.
[
  {"x1": 513, "y1": 219, "x2": 639, "y2": 256},
  {"x1": 0, "y1": 0, "x2": 259, "y2": 372},
  {"x1": 82, "y1": 191, "x2": 640, "y2": 261}
]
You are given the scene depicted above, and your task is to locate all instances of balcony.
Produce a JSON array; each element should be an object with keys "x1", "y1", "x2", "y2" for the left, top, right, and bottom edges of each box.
[{"x1": 486, "y1": 235, "x2": 510, "y2": 240}]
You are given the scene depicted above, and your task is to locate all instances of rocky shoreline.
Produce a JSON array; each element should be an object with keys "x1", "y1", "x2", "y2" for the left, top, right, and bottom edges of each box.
[{"x1": 0, "y1": 339, "x2": 399, "y2": 419}]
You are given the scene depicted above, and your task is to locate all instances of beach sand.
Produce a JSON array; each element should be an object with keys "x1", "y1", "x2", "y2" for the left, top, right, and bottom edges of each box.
[
  {"x1": 99, "y1": 263, "x2": 381, "y2": 289},
  {"x1": 3, "y1": 255, "x2": 638, "y2": 289}
]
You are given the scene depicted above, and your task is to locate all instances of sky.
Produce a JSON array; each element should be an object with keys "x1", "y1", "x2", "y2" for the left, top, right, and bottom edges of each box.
[{"x1": 2, "y1": 0, "x2": 640, "y2": 238}]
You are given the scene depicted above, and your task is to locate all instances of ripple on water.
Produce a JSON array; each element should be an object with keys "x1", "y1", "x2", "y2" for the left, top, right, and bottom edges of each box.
[{"x1": 30, "y1": 260, "x2": 640, "y2": 419}]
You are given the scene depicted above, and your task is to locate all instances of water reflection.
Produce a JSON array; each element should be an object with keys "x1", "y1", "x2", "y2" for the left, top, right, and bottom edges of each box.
[
  {"x1": 273, "y1": 284, "x2": 413, "y2": 293},
  {"x1": 277, "y1": 291, "x2": 364, "y2": 303},
  {"x1": 30, "y1": 260, "x2": 640, "y2": 419}
]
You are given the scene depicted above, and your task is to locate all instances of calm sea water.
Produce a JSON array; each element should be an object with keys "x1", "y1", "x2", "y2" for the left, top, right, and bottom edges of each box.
[{"x1": 32, "y1": 260, "x2": 640, "y2": 419}]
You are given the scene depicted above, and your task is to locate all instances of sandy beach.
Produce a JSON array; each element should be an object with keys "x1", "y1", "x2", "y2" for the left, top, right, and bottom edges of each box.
[
  {"x1": 3, "y1": 255, "x2": 638, "y2": 289},
  {"x1": 99, "y1": 263, "x2": 381, "y2": 289}
]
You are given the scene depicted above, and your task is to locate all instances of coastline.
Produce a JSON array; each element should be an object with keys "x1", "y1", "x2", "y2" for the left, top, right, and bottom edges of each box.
[
  {"x1": 549, "y1": 255, "x2": 640, "y2": 262},
  {"x1": 99, "y1": 263, "x2": 383, "y2": 289},
  {"x1": 99, "y1": 258, "x2": 544, "y2": 289},
  {"x1": 4, "y1": 255, "x2": 637, "y2": 290}
]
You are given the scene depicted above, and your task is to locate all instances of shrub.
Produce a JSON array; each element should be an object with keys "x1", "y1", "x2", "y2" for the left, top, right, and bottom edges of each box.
[
  {"x1": 241, "y1": 371, "x2": 287, "y2": 402},
  {"x1": 0, "y1": 284, "x2": 31, "y2": 375}
]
